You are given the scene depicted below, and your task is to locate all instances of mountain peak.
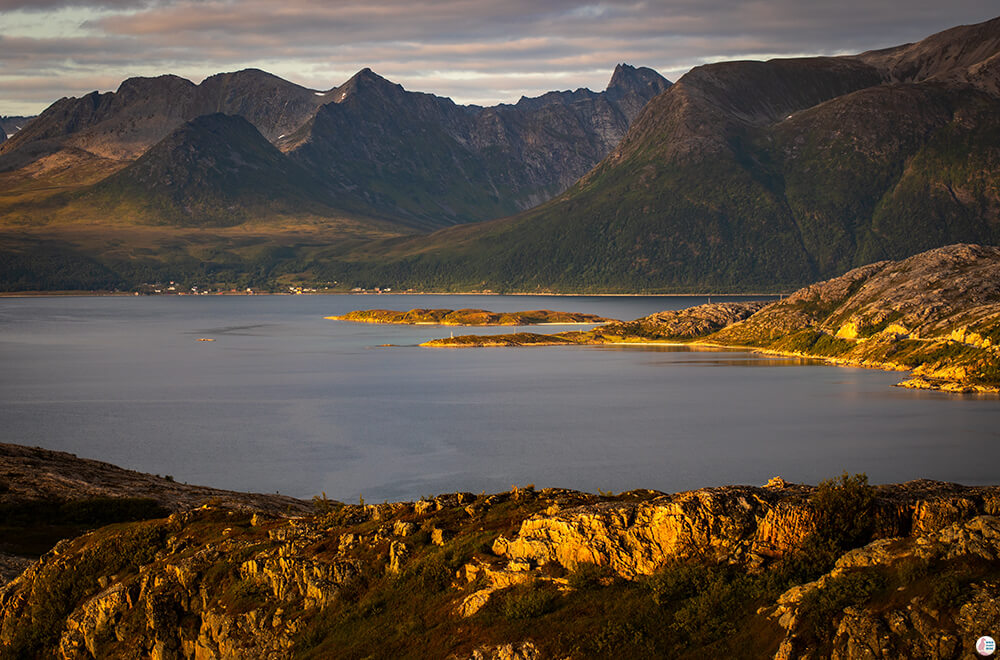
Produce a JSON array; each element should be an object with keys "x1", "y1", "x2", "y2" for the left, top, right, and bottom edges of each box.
[
  {"x1": 609, "y1": 63, "x2": 635, "y2": 83},
  {"x1": 115, "y1": 74, "x2": 195, "y2": 96},
  {"x1": 334, "y1": 68, "x2": 405, "y2": 103},
  {"x1": 606, "y1": 63, "x2": 671, "y2": 98},
  {"x1": 201, "y1": 68, "x2": 289, "y2": 86},
  {"x1": 347, "y1": 68, "x2": 395, "y2": 86}
]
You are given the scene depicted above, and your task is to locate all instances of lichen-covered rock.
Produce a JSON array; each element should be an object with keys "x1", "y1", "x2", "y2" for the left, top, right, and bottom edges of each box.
[
  {"x1": 493, "y1": 487, "x2": 785, "y2": 577},
  {"x1": 59, "y1": 583, "x2": 132, "y2": 658},
  {"x1": 489, "y1": 482, "x2": 996, "y2": 579},
  {"x1": 388, "y1": 540, "x2": 409, "y2": 575}
]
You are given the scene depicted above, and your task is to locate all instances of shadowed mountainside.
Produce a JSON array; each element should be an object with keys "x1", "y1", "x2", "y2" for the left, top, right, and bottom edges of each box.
[
  {"x1": 0, "y1": 443, "x2": 311, "y2": 516},
  {"x1": 0, "y1": 442, "x2": 311, "y2": 581},
  {"x1": 85, "y1": 114, "x2": 347, "y2": 226},
  {"x1": 0, "y1": 117, "x2": 35, "y2": 145}
]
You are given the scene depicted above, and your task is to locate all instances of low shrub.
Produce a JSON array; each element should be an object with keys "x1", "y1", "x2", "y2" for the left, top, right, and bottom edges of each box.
[
  {"x1": 496, "y1": 581, "x2": 561, "y2": 620},
  {"x1": 796, "y1": 570, "x2": 887, "y2": 644},
  {"x1": 567, "y1": 562, "x2": 611, "y2": 591}
]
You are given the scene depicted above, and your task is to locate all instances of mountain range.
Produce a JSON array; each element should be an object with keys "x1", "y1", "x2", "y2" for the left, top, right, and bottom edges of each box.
[
  {"x1": 1, "y1": 16, "x2": 999, "y2": 292},
  {"x1": 0, "y1": 64, "x2": 668, "y2": 232}
]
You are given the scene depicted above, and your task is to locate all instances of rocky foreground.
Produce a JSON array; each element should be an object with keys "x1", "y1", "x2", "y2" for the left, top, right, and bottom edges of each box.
[
  {"x1": 1, "y1": 446, "x2": 1000, "y2": 658},
  {"x1": 326, "y1": 309, "x2": 613, "y2": 326},
  {"x1": 424, "y1": 244, "x2": 1000, "y2": 393}
]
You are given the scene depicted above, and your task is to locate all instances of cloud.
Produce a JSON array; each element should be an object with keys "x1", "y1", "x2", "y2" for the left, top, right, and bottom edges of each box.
[
  {"x1": 1, "y1": 0, "x2": 997, "y2": 116},
  {"x1": 0, "y1": 0, "x2": 148, "y2": 8}
]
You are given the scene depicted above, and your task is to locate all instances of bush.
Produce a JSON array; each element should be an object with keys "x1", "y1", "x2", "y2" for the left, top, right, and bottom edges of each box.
[
  {"x1": 497, "y1": 581, "x2": 561, "y2": 620},
  {"x1": 404, "y1": 553, "x2": 452, "y2": 594},
  {"x1": 796, "y1": 570, "x2": 887, "y2": 643},
  {"x1": 926, "y1": 572, "x2": 970, "y2": 612},
  {"x1": 645, "y1": 561, "x2": 713, "y2": 607},
  {"x1": 587, "y1": 620, "x2": 652, "y2": 656},
  {"x1": 811, "y1": 472, "x2": 876, "y2": 553},
  {"x1": 567, "y1": 562, "x2": 611, "y2": 591},
  {"x1": 643, "y1": 561, "x2": 783, "y2": 649},
  {"x1": 776, "y1": 473, "x2": 877, "y2": 581}
]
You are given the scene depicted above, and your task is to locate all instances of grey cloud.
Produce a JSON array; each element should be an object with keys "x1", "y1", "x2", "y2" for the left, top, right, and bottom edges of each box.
[
  {"x1": 0, "y1": 0, "x2": 154, "y2": 9},
  {"x1": 1, "y1": 0, "x2": 997, "y2": 114}
]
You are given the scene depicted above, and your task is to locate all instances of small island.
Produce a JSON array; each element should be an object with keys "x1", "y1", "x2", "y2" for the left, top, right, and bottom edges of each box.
[
  {"x1": 325, "y1": 308, "x2": 614, "y2": 326},
  {"x1": 421, "y1": 331, "x2": 592, "y2": 347}
]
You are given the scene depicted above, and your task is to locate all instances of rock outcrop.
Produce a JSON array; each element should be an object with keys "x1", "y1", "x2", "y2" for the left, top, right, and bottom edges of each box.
[
  {"x1": 771, "y1": 515, "x2": 1000, "y2": 659},
  {"x1": 598, "y1": 301, "x2": 769, "y2": 340},
  {"x1": 711, "y1": 244, "x2": 1000, "y2": 391},
  {"x1": 482, "y1": 479, "x2": 1000, "y2": 581}
]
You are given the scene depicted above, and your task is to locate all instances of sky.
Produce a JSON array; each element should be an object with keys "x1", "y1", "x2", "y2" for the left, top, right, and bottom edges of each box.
[{"x1": 1, "y1": 1, "x2": 998, "y2": 117}]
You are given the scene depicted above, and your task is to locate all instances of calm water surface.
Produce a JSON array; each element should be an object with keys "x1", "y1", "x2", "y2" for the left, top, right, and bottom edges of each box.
[{"x1": 1, "y1": 294, "x2": 998, "y2": 501}]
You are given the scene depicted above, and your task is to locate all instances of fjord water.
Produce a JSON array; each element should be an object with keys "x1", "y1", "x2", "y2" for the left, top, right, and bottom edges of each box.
[{"x1": 2, "y1": 295, "x2": 998, "y2": 502}]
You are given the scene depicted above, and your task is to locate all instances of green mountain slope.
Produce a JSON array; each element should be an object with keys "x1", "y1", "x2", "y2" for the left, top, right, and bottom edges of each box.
[{"x1": 319, "y1": 17, "x2": 1000, "y2": 293}]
